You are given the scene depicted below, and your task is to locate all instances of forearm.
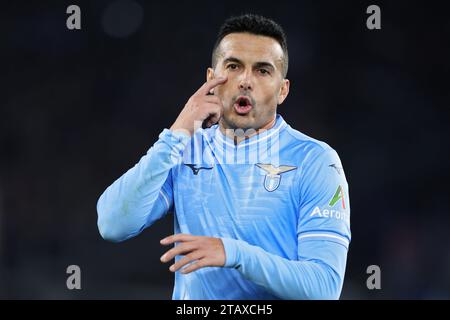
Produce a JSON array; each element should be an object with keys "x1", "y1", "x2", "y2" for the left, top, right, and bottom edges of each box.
[
  {"x1": 97, "y1": 129, "x2": 189, "y2": 242},
  {"x1": 221, "y1": 238, "x2": 346, "y2": 300}
]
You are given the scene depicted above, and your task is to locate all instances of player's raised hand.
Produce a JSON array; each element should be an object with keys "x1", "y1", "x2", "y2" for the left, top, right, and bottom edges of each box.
[
  {"x1": 160, "y1": 234, "x2": 226, "y2": 274},
  {"x1": 170, "y1": 77, "x2": 227, "y2": 136}
]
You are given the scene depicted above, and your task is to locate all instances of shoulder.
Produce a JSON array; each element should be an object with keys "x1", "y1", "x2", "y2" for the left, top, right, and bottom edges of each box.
[
  {"x1": 285, "y1": 125, "x2": 332, "y2": 150},
  {"x1": 282, "y1": 125, "x2": 340, "y2": 168}
]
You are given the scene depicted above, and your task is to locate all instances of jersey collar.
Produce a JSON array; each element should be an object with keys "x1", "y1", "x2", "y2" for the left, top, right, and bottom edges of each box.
[{"x1": 213, "y1": 114, "x2": 287, "y2": 149}]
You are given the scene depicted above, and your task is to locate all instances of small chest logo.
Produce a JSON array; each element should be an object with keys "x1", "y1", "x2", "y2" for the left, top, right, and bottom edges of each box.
[
  {"x1": 256, "y1": 163, "x2": 297, "y2": 192},
  {"x1": 184, "y1": 164, "x2": 213, "y2": 175}
]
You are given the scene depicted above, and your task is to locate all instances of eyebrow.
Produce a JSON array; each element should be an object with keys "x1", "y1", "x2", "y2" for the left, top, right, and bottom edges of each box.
[{"x1": 223, "y1": 57, "x2": 276, "y2": 71}]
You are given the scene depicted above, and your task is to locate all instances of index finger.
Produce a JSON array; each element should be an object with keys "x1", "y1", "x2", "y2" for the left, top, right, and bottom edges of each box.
[
  {"x1": 195, "y1": 76, "x2": 228, "y2": 96},
  {"x1": 160, "y1": 233, "x2": 196, "y2": 245}
]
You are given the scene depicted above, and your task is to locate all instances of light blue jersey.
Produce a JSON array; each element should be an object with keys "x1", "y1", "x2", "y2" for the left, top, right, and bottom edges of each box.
[{"x1": 97, "y1": 115, "x2": 351, "y2": 299}]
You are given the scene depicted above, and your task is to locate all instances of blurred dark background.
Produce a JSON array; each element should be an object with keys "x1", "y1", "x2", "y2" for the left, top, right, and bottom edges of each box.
[{"x1": 1, "y1": 0, "x2": 449, "y2": 299}]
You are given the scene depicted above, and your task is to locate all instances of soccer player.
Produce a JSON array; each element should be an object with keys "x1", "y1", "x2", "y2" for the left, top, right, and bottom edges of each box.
[{"x1": 97, "y1": 14, "x2": 351, "y2": 300}]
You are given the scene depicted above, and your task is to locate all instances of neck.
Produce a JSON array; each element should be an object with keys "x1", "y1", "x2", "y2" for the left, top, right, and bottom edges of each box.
[{"x1": 219, "y1": 115, "x2": 277, "y2": 145}]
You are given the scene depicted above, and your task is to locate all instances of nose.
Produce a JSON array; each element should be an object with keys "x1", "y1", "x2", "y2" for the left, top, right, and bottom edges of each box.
[
  {"x1": 239, "y1": 82, "x2": 252, "y2": 91},
  {"x1": 238, "y1": 71, "x2": 253, "y2": 91}
]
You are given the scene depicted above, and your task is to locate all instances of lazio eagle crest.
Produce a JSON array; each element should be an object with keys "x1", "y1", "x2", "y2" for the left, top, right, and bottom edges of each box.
[{"x1": 256, "y1": 163, "x2": 297, "y2": 192}]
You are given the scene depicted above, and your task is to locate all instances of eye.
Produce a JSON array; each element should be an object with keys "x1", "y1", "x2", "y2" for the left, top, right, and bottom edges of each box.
[
  {"x1": 258, "y1": 68, "x2": 270, "y2": 75},
  {"x1": 226, "y1": 64, "x2": 239, "y2": 70}
]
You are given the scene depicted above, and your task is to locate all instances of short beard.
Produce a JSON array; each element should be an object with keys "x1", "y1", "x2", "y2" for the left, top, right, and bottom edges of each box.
[
  {"x1": 220, "y1": 95, "x2": 257, "y2": 130},
  {"x1": 220, "y1": 112, "x2": 256, "y2": 131}
]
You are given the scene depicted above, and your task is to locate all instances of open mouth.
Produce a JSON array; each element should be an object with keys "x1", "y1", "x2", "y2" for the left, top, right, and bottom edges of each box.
[{"x1": 234, "y1": 96, "x2": 253, "y2": 115}]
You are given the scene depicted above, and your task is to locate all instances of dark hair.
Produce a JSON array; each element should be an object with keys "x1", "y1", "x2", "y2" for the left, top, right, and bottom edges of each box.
[{"x1": 212, "y1": 14, "x2": 289, "y2": 78}]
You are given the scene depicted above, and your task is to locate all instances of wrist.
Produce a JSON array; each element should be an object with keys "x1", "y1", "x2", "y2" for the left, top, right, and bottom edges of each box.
[
  {"x1": 159, "y1": 128, "x2": 191, "y2": 149},
  {"x1": 169, "y1": 126, "x2": 192, "y2": 138},
  {"x1": 169, "y1": 120, "x2": 194, "y2": 137},
  {"x1": 221, "y1": 237, "x2": 242, "y2": 268}
]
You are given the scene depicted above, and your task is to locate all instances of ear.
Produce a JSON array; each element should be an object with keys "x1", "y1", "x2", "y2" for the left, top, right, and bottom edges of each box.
[
  {"x1": 277, "y1": 79, "x2": 290, "y2": 105},
  {"x1": 207, "y1": 67, "x2": 215, "y2": 82},
  {"x1": 206, "y1": 68, "x2": 215, "y2": 94}
]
